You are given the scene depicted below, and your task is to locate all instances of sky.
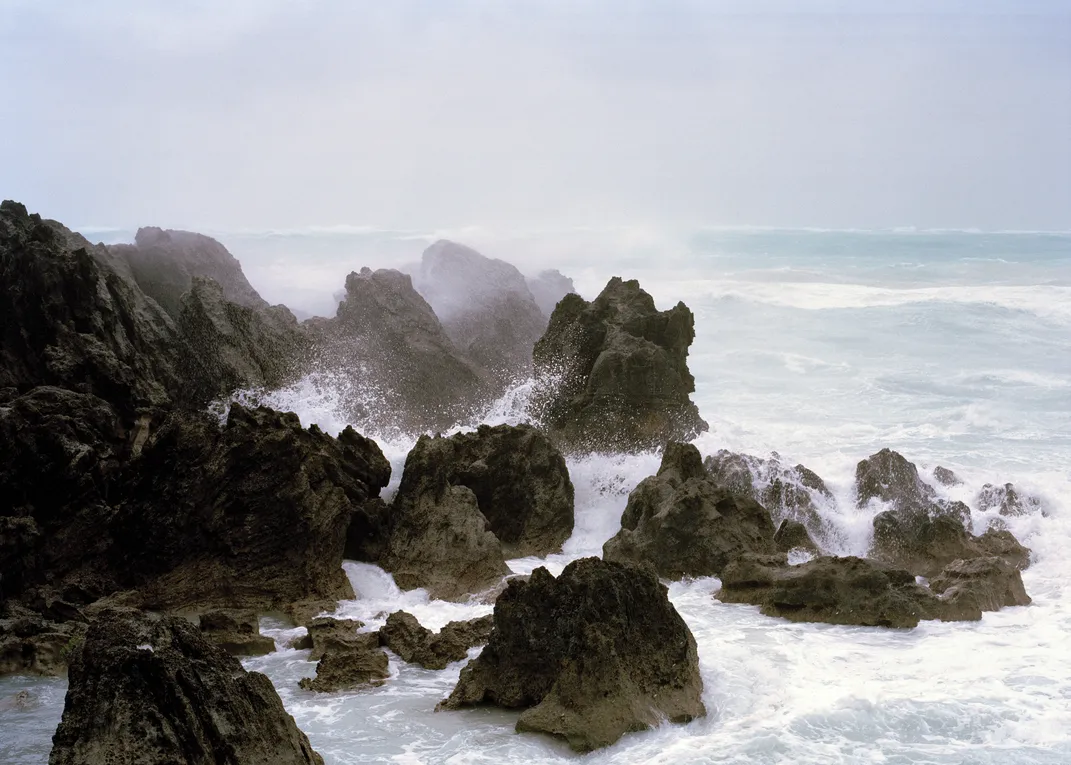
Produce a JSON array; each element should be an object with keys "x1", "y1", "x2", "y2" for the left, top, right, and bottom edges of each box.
[{"x1": 1, "y1": 0, "x2": 1069, "y2": 232}]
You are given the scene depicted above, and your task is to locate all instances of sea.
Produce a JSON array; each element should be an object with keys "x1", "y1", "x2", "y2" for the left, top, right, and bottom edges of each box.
[{"x1": 3, "y1": 226, "x2": 1070, "y2": 764}]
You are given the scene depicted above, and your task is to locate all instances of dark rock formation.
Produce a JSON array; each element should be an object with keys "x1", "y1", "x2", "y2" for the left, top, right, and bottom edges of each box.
[
  {"x1": 114, "y1": 226, "x2": 269, "y2": 319},
  {"x1": 412, "y1": 240, "x2": 547, "y2": 387},
  {"x1": 0, "y1": 200, "x2": 181, "y2": 423},
  {"x1": 317, "y1": 267, "x2": 489, "y2": 432},
  {"x1": 0, "y1": 606, "x2": 87, "y2": 677},
  {"x1": 176, "y1": 276, "x2": 307, "y2": 403},
  {"x1": 526, "y1": 269, "x2": 576, "y2": 318},
  {"x1": 929, "y1": 557, "x2": 1032, "y2": 615},
  {"x1": 774, "y1": 519, "x2": 820, "y2": 556},
  {"x1": 933, "y1": 466, "x2": 962, "y2": 486},
  {"x1": 50, "y1": 609, "x2": 323, "y2": 764},
  {"x1": 856, "y1": 448, "x2": 942, "y2": 513},
  {"x1": 379, "y1": 611, "x2": 493, "y2": 670},
  {"x1": 439, "y1": 558, "x2": 705, "y2": 752},
  {"x1": 531, "y1": 277, "x2": 707, "y2": 451},
  {"x1": 198, "y1": 610, "x2": 275, "y2": 657},
  {"x1": 603, "y1": 443, "x2": 777, "y2": 578},
  {"x1": 303, "y1": 617, "x2": 364, "y2": 661},
  {"x1": 391, "y1": 425, "x2": 574, "y2": 557},
  {"x1": 976, "y1": 482, "x2": 1044, "y2": 517},
  {"x1": 704, "y1": 449, "x2": 834, "y2": 542},
  {"x1": 298, "y1": 632, "x2": 389, "y2": 693}
]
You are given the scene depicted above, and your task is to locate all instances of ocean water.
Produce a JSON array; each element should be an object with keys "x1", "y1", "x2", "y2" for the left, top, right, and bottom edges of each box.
[{"x1": 3, "y1": 228, "x2": 1071, "y2": 763}]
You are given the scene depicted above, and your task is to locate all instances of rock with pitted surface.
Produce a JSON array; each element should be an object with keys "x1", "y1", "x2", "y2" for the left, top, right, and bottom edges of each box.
[
  {"x1": 531, "y1": 277, "x2": 707, "y2": 452},
  {"x1": 379, "y1": 611, "x2": 493, "y2": 670},
  {"x1": 0, "y1": 201, "x2": 181, "y2": 424},
  {"x1": 50, "y1": 609, "x2": 323, "y2": 764},
  {"x1": 302, "y1": 617, "x2": 364, "y2": 660},
  {"x1": 929, "y1": 557, "x2": 1031, "y2": 616},
  {"x1": 390, "y1": 425, "x2": 574, "y2": 557},
  {"x1": 933, "y1": 466, "x2": 962, "y2": 487},
  {"x1": 113, "y1": 226, "x2": 269, "y2": 319},
  {"x1": 105, "y1": 404, "x2": 390, "y2": 615},
  {"x1": 603, "y1": 443, "x2": 777, "y2": 578},
  {"x1": 298, "y1": 632, "x2": 389, "y2": 693},
  {"x1": 412, "y1": 240, "x2": 547, "y2": 388},
  {"x1": 0, "y1": 605, "x2": 87, "y2": 677},
  {"x1": 774, "y1": 519, "x2": 820, "y2": 556},
  {"x1": 704, "y1": 449, "x2": 835, "y2": 544},
  {"x1": 317, "y1": 267, "x2": 490, "y2": 432},
  {"x1": 439, "y1": 557, "x2": 705, "y2": 752},
  {"x1": 198, "y1": 610, "x2": 275, "y2": 657},
  {"x1": 526, "y1": 269, "x2": 576, "y2": 318},
  {"x1": 976, "y1": 482, "x2": 1044, "y2": 517}
]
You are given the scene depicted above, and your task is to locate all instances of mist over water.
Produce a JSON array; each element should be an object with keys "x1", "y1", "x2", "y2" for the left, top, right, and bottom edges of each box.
[{"x1": 4, "y1": 227, "x2": 1070, "y2": 763}]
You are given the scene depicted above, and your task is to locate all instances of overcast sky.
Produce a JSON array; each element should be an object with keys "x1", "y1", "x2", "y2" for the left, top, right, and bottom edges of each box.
[{"x1": 2, "y1": 1, "x2": 1069, "y2": 232}]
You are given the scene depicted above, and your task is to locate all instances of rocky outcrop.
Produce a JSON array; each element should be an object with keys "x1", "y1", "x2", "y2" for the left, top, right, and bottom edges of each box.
[
  {"x1": 176, "y1": 276, "x2": 307, "y2": 403},
  {"x1": 106, "y1": 404, "x2": 391, "y2": 615},
  {"x1": 526, "y1": 269, "x2": 576, "y2": 318},
  {"x1": 856, "y1": 449, "x2": 968, "y2": 522},
  {"x1": 704, "y1": 449, "x2": 834, "y2": 543},
  {"x1": 439, "y1": 558, "x2": 705, "y2": 752},
  {"x1": 933, "y1": 466, "x2": 962, "y2": 486},
  {"x1": 773, "y1": 519, "x2": 820, "y2": 556},
  {"x1": 379, "y1": 611, "x2": 493, "y2": 670},
  {"x1": 114, "y1": 226, "x2": 269, "y2": 319},
  {"x1": 198, "y1": 610, "x2": 275, "y2": 657},
  {"x1": 50, "y1": 609, "x2": 323, "y2": 764},
  {"x1": 976, "y1": 482, "x2": 1044, "y2": 517},
  {"x1": 531, "y1": 277, "x2": 707, "y2": 451},
  {"x1": 390, "y1": 425, "x2": 574, "y2": 557},
  {"x1": 929, "y1": 557, "x2": 1031, "y2": 615},
  {"x1": 603, "y1": 443, "x2": 776, "y2": 578},
  {"x1": 298, "y1": 632, "x2": 389, "y2": 693},
  {"x1": 412, "y1": 240, "x2": 547, "y2": 388},
  {"x1": 303, "y1": 617, "x2": 364, "y2": 661},
  {"x1": 0, "y1": 605, "x2": 87, "y2": 677},
  {"x1": 0, "y1": 201, "x2": 181, "y2": 423},
  {"x1": 317, "y1": 267, "x2": 489, "y2": 432}
]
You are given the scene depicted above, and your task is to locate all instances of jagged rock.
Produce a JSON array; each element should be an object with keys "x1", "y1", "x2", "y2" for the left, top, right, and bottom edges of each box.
[
  {"x1": 603, "y1": 443, "x2": 776, "y2": 578},
  {"x1": 114, "y1": 226, "x2": 269, "y2": 319},
  {"x1": 531, "y1": 277, "x2": 707, "y2": 451},
  {"x1": 933, "y1": 466, "x2": 962, "y2": 486},
  {"x1": 439, "y1": 558, "x2": 705, "y2": 752},
  {"x1": 379, "y1": 611, "x2": 493, "y2": 670},
  {"x1": 929, "y1": 557, "x2": 1031, "y2": 616},
  {"x1": 0, "y1": 200, "x2": 181, "y2": 423},
  {"x1": 317, "y1": 267, "x2": 489, "y2": 432},
  {"x1": 717, "y1": 554, "x2": 946, "y2": 628},
  {"x1": 105, "y1": 404, "x2": 390, "y2": 614},
  {"x1": 176, "y1": 276, "x2": 307, "y2": 403},
  {"x1": 976, "y1": 482, "x2": 1044, "y2": 517},
  {"x1": 526, "y1": 269, "x2": 576, "y2": 318},
  {"x1": 412, "y1": 240, "x2": 547, "y2": 387},
  {"x1": 380, "y1": 482, "x2": 509, "y2": 602},
  {"x1": 50, "y1": 609, "x2": 323, "y2": 764},
  {"x1": 198, "y1": 610, "x2": 275, "y2": 657},
  {"x1": 774, "y1": 519, "x2": 820, "y2": 556},
  {"x1": 298, "y1": 632, "x2": 389, "y2": 693},
  {"x1": 704, "y1": 449, "x2": 834, "y2": 541},
  {"x1": 390, "y1": 425, "x2": 574, "y2": 557},
  {"x1": 870, "y1": 509, "x2": 1030, "y2": 579},
  {"x1": 304, "y1": 617, "x2": 364, "y2": 661},
  {"x1": 855, "y1": 449, "x2": 968, "y2": 521},
  {"x1": 0, "y1": 609, "x2": 87, "y2": 677}
]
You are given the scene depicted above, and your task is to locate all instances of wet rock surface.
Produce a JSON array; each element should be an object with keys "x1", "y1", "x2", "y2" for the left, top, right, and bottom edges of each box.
[
  {"x1": 531, "y1": 277, "x2": 707, "y2": 451},
  {"x1": 774, "y1": 519, "x2": 821, "y2": 555},
  {"x1": 929, "y1": 556, "x2": 1032, "y2": 615},
  {"x1": 379, "y1": 611, "x2": 493, "y2": 670},
  {"x1": 197, "y1": 610, "x2": 275, "y2": 657},
  {"x1": 50, "y1": 608, "x2": 323, "y2": 765},
  {"x1": 0, "y1": 605, "x2": 87, "y2": 677},
  {"x1": 603, "y1": 443, "x2": 777, "y2": 578},
  {"x1": 299, "y1": 632, "x2": 389, "y2": 693},
  {"x1": 933, "y1": 466, "x2": 962, "y2": 486},
  {"x1": 976, "y1": 482, "x2": 1044, "y2": 517},
  {"x1": 303, "y1": 617, "x2": 365, "y2": 661},
  {"x1": 439, "y1": 557, "x2": 706, "y2": 752},
  {"x1": 391, "y1": 425, "x2": 575, "y2": 557}
]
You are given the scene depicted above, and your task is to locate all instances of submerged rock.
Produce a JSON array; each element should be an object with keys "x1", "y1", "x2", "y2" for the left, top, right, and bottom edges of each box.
[
  {"x1": 50, "y1": 609, "x2": 323, "y2": 764},
  {"x1": 439, "y1": 557, "x2": 705, "y2": 752},
  {"x1": 976, "y1": 482, "x2": 1044, "y2": 517},
  {"x1": 299, "y1": 631, "x2": 389, "y2": 693},
  {"x1": 317, "y1": 267, "x2": 490, "y2": 432},
  {"x1": 603, "y1": 442, "x2": 777, "y2": 578},
  {"x1": 412, "y1": 240, "x2": 547, "y2": 388},
  {"x1": 198, "y1": 610, "x2": 275, "y2": 657},
  {"x1": 391, "y1": 425, "x2": 575, "y2": 557},
  {"x1": 531, "y1": 277, "x2": 707, "y2": 451},
  {"x1": 526, "y1": 269, "x2": 576, "y2": 318},
  {"x1": 379, "y1": 611, "x2": 493, "y2": 670}
]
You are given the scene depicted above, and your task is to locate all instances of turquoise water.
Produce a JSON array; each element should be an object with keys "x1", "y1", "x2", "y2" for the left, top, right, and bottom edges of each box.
[{"x1": 4, "y1": 227, "x2": 1070, "y2": 763}]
